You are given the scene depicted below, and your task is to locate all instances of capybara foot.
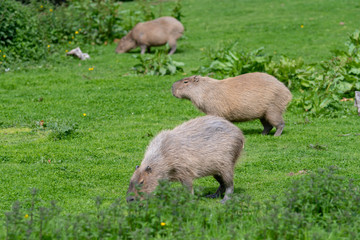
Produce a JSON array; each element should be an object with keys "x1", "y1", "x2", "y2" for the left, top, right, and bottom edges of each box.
[
  {"x1": 274, "y1": 123, "x2": 285, "y2": 136},
  {"x1": 206, "y1": 192, "x2": 221, "y2": 199}
]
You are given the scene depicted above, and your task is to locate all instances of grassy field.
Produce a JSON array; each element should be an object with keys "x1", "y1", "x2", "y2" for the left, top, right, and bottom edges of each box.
[{"x1": 1, "y1": 0, "x2": 360, "y2": 238}]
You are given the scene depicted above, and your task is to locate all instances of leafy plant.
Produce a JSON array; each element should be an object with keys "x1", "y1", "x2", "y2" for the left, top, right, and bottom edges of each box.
[{"x1": 132, "y1": 49, "x2": 184, "y2": 76}]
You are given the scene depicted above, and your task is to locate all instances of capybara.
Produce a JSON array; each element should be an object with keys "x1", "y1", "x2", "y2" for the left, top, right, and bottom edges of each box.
[
  {"x1": 115, "y1": 16, "x2": 184, "y2": 55},
  {"x1": 126, "y1": 115, "x2": 245, "y2": 203},
  {"x1": 172, "y1": 73, "x2": 292, "y2": 136}
]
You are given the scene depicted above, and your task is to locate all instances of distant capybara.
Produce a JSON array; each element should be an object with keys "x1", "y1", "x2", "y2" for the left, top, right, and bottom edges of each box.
[
  {"x1": 115, "y1": 16, "x2": 184, "y2": 55},
  {"x1": 172, "y1": 73, "x2": 292, "y2": 136},
  {"x1": 126, "y1": 116, "x2": 245, "y2": 203}
]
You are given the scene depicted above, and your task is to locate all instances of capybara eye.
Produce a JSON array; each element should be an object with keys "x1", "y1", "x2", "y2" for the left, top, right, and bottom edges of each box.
[
  {"x1": 183, "y1": 81, "x2": 188, "y2": 84},
  {"x1": 140, "y1": 180, "x2": 144, "y2": 185},
  {"x1": 135, "y1": 165, "x2": 139, "y2": 169}
]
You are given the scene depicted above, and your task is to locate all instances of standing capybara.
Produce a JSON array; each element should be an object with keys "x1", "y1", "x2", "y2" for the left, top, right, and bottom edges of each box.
[
  {"x1": 115, "y1": 16, "x2": 184, "y2": 55},
  {"x1": 172, "y1": 72, "x2": 292, "y2": 136},
  {"x1": 126, "y1": 115, "x2": 245, "y2": 203}
]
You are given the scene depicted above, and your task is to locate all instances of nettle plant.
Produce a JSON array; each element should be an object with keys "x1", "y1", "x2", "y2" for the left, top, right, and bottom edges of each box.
[{"x1": 132, "y1": 49, "x2": 184, "y2": 76}]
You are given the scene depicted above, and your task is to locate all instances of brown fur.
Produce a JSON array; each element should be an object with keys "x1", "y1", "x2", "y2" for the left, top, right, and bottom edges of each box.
[
  {"x1": 172, "y1": 73, "x2": 292, "y2": 136},
  {"x1": 115, "y1": 16, "x2": 184, "y2": 55},
  {"x1": 126, "y1": 116, "x2": 245, "y2": 203}
]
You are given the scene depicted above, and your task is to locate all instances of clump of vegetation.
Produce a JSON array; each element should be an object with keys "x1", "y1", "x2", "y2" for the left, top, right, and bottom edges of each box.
[
  {"x1": 3, "y1": 167, "x2": 360, "y2": 239},
  {"x1": 132, "y1": 49, "x2": 184, "y2": 76},
  {"x1": 46, "y1": 122, "x2": 79, "y2": 141}
]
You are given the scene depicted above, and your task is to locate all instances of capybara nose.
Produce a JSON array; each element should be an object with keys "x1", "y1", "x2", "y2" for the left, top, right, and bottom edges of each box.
[{"x1": 126, "y1": 196, "x2": 135, "y2": 203}]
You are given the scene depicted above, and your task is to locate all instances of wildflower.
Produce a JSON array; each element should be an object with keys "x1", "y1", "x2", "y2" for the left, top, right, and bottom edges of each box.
[
  {"x1": 3, "y1": 55, "x2": 5, "y2": 58},
  {"x1": 88, "y1": 67, "x2": 94, "y2": 71},
  {"x1": 47, "y1": 45, "x2": 50, "y2": 48},
  {"x1": 0, "y1": 50, "x2": 1, "y2": 52},
  {"x1": 69, "y1": 41, "x2": 72, "y2": 44},
  {"x1": 50, "y1": 9, "x2": 53, "y2": 12},
  {"x1": 75, "y1": 31, "x2": 79, "y2": 34},
  {"x1": 301, "y1": 24, "x2": 304, "y2": 28},
  {"x1": 65, "y1": 50, "x2": 68, "y2": 53},
  {"x1": 83, "y1": 113, "x2": 87, "y2": 117},
  {"x1": 161, "y1": 222, "x2": 166, "y2": 226},
  {"x1": 24, "y1": 214, "x2": 29, "y2": 218},
  {"x1": 40, "y1": 5, "x2": 43, "y2": 8}
]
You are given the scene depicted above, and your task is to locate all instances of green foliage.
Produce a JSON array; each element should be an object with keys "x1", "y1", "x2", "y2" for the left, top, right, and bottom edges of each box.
[
  {"x1": 4, "y1": 169, "x2": 360, "y2": 239},
  {"x1": 171, "y1": 0, "x2": 184, "y2": 21},
  {"x1": 47, "y1": 122, "x2": 79, "y2": 141},
  {"x1": 132, "y1": 50, "x2": 184, "y2": 76}
]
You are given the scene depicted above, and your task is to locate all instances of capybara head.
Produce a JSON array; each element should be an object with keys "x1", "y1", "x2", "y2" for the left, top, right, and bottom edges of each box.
[
  {"x1": 126, "y1": 165, "x2": 159, "y2": 202},
  {"x1": 115, "y1": 34, "x2": 137, "y2": 54},
  {"x1": 172, "y1": 75, "x2": 202, "y2": 99}
]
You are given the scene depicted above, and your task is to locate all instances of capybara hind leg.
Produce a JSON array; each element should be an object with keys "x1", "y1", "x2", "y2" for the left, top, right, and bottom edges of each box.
[
  {"x1": 140, "y1": 45, "x2": 147, "y2": 54},
  {"x1": 206, "y1": 175, "x2": 225, "y2": 198},
  {"x1": 266, "y1": 111, "x2": 285, "y2": 136},
  {"x1": 260, "y1": 118, "x2": 273, "y2": 135},
  {"x1": 220, "y1": 173, "x2": 234, "y2": 203},
  {"x1": 168, "y1": 39, "x2": 177, "y2": 55}
]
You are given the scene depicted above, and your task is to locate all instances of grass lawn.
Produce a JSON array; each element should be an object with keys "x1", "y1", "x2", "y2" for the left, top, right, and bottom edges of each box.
[{"x1": 1, "y1": 0, "x2": 360, "y2": 237}]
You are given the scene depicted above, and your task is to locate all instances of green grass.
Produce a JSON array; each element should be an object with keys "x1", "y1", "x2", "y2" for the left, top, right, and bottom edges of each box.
[{"x1": 1, "y1": 0, "x2": 360, "y2": 238}]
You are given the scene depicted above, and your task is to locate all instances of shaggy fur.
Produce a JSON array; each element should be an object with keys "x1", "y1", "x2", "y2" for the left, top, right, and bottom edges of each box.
[
  {"x1": 115, "y1": 16, "x2": 184, "y2": 55},
  {"x1": 126, "y1": 116, "x2": 245, "y2": 203},
  {"x1": 172, "y1": 73, "x2": 292, "y2": 136}
]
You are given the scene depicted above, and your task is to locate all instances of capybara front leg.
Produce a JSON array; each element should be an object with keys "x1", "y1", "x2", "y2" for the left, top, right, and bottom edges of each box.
[
  {"x1": 266, "y1": 110, "x2": 285, "y2": 136},
  {"x1": 182, "y1": 179, "x2": 194, "y2": 195},
  {"x1": 260, "y1": 118, "x2": 273, "y2": 135}
]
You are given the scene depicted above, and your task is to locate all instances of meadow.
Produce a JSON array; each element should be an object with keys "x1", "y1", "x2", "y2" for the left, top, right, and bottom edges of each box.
[{"x1": 1, "y1": 0, "x2": 360, "y2": 238}]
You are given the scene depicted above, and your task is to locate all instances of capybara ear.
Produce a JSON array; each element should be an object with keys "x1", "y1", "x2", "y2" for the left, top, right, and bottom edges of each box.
[
  {"x1": 145, "y1": 166, "x2": 152, "y2": 173},
  {"x1": 194, "y1": 76, "x2": 200, "y2": 82},
  {"x1": 136, "y1": 165, "x2": 139, "y2": 169}
]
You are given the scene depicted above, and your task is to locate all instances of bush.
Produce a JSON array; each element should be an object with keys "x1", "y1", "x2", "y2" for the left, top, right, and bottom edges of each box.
[
  {"x1": 132, "y1": 49, "x2": 184, "y2": 76},
  {"x1": 3, "y1": 168, "x2": 360, "y2": 239}
]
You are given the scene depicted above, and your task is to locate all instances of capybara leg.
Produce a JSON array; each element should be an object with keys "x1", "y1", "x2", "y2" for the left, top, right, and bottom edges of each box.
[
  {"x1": 266, "y1": 111, "x2": 285, "y2": 136},
  {"x1": 140, "y1": 45, "x2": 147, "y2": 54},
  {"x1": 168, "y1": 39, "x2": 177, "y2": 55},
  {"x1": 221, "y1": 185, "x2": 234, "y2": 204},
  {"x1": 260, "y1": 118, "x2": 273, "y2": 135},
  {"x1": 182, "y1": 179, "x2": 194, "y2": 195},
  {"x1": 206, "y1": 175, "x2": 225, "y2": 198},
  {"x1": 220, "y1": 173, "x2": 234, "y2": 203}
]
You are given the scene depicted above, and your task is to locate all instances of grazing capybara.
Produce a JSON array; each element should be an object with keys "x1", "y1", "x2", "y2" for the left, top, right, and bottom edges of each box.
[
  {"x1": 126, "y1": 115, "x2": 245, "y2": 203},
  {"x1": 171, "y1": 72, "x2": 292, "y2": 136},
  {"x1": 115, "y1": 16, "x2": 184, "y2": 55}
]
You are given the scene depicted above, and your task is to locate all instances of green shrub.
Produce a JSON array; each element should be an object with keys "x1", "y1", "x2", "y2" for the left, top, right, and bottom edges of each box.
[
  {"x1": 132, "y1": 50, "x2": 184, "y2": 76},
  {"x1": 4, "y1": 168, "x2": 360, "y2": 239}
]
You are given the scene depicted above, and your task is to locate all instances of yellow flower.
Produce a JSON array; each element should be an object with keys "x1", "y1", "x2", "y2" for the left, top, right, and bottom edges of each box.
[
  {"x1": 161, "y1": 222, "x2": 166, "y2": 226},
  {"x1": 75, "y1": 31, "x2": 79, "y2": 34},
  {"x1": 69, "y1": 41, "x2": 72, "y2": 44},
  {"x1": 3, "y1": 55, "x2": 5, "y2": 58},
  {"x1": 0, "y1": 50, "x2": 1, "y2": 52},
  {"x1": 88, "y1": 67, "x2": 94, "y2": 71},
  {"x1": 72, "y1": 36, "x2": 74, "y2": 39},
  {"x1": 65, "y1": 50, "x2": 68, "y2": 53},
  {"x1": 83, "y1": 113, "x2": 87, "y2": 117},
  {"x1": 40, "y1": 5, "x2": 43, "y2": 8},
  {"x1": 50, "y1": 9, "x2": 53, "y2": 12},
  {"x1": 300, "y1": 24, "x2": 304, "y2": 28},
  {"x1": 24, "y1": 214, "x2": 29, "y2": 218},
  {"x1": 47, "y1": 45, "x2": 50, "y2": 48}
]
